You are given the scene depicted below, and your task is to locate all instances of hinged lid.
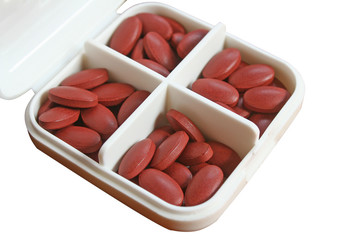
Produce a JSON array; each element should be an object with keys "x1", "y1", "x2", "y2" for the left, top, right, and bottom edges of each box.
[{"x1": 0, "y1": 0, "x2": 125, "y2": 99}]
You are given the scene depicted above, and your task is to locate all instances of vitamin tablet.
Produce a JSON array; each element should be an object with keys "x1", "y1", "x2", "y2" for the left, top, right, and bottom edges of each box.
[
  {"x1": 166, "y1": 109, "x2": 205, "y2": 142},
  {"x1": 109, "y1": 16, "x2": 142, "y2": 55},
  {"x1": 118, "y1": 138, "x2": 156, "y2": 179},
  {"x1": 163, "y1": 162, "x2": 192, "y2": 190},
  {"x1": 177, "y1": 142, "x2": 213, "y2": 166},
  {"x1": 130, "y1": 39, "x2": 146, "y2": 60},
  {"x1": 228, "y1": 64, "x2": 275, "y2": 92},
  {"x1": 91, "y1": 82, "x2": 135, "y2": 106},
  {"x1": 136, "y1": 13, "x2": 173, "y2": 40},
  {"x1": 60, "y1": 68, "x2": 108, "y2": 89},
  {"x1": 143, "y1": 32, "x2": 179, "y2": 71},
  {"x1": 150, "y1": 131, "x2": 189, "y2": 170},
  {"x1": 243, "y1": 86, "x2": 290, "y2": 113},
  {"x1": 37, "y1": 99, "x2": 55, "y2": 119},
  {"x1": 117, "y1": 90, "x2": 150, "y2": 126},
  {"x1": 135, "y1": 59, "x2": 170, "y2": 77},
  {"x1": 170, "y1": 32, "x2": 185, "y2": 49},
  {"x1": 207, "y1": 141, "x2": 242, "y2": 178},
  {"x1": 192, "y1": 78, "x2": 239, "y2": 107},
  {"x1": 249, "y1": 113, "x2": 276, "y2": 137},
  {"x1": 162, "y1": 16, "x2": 186, "y2": 34},
  {"x1": 147, "y1": 128, "x2": 171, "y2": 147},
  {"x1": 176, "y1": 29, "x2": 208, "y2": 59},
  {"x1": 202, "y1": 48, "x2": 241, "y2": 80},
  {"x1": 139, "y1": 168, "x2": 184, "y2": 206},
  {"x1": 39, "y1": 107, "x2": 80, "y2": 130},
  {"x1": 48, "y1": 86, "x2": 98, "y2": 108},
  {"x1": 188, "y1": 162, "x2": 210, "y2": 175},
  {"x1": 184, "y1": 165, "x2": 223, "y2": 206},
  {"x1": 81, "y1": 103, "x2": 118, "y2": 139},
  {"x1": 55, "y1": 126, "x2": 102, "y2": 154}
]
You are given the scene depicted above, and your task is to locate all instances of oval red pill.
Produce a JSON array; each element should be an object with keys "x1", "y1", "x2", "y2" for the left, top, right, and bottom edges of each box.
[
  {"x1": 147, "y1": 128, "x2": 171, "y2": 147},
  {"x1": 162, "y1": 16, "x2": 186, "y2": 34},
  {"x1": 130, "y1": 39, "x2": 146, "y2": 60},
  {"x1": 136, "y1": 13, "x2": 173, "y2": 40},
  {"x1": 109, "y1": 16, "x2": 142, "y2": 55},
  {"x1": 192, "y1": 78, "x2": 239, "y2": 107},
  {"x1": 81, "y1": 104, "x2": 118, "y2": 138},
  {"x1": 170, "y1": 32, "x2": 185, "y2": 49},
  {"x1": 48, "y1": 86, "x2": 98, "y2": 108},
  {"x1": 207, "y1": 141, "x2": 242, "y2": 178},
  {"x1": 249, "y1": 113, "x2": 276, "y2": 137},
  {"x1": 135, "y1": 59, "x2": 170, "y2": 77},
  {"x1": 232, "y1": 106, "x2": 251, "y2": 118},
  {"x1": 202, "y1": 48, "x2": 241, "y2": 80},
  {"x1": 60, "y1": 68, "x2": 109, "y2": 89},
  {"x1": 177, "y1": 142, "x2": 213, "y2": 166},
  {"x1": 91, "y1": 83, "x2": 135, "y2": 106},
  {"x1": 243, "y1": 86, "x2": 290, "y2": 113},
  {"x1": 55, "y1": 126, "x2": 102, "y2": 154},
  {"x1": 117, "y1": 90, "x2": 150, "y2": 125},
  {"x1": 118, "y1": 138, "x2": 156, "y2": 179},
  {"x1": 150, "y1": 131, "x2": 189, "y2": 170},
  {"x1": 188, "y1": 162, "x2": 209, "y2": 175},
  {"x1": 166, "y1": 109, "x2": 205, "y2": 142},
  {"x1": 139, "y1": 168, "x2": 184, "y2": 206},
  {"x1": 39, "y1": 107, "x2": 80, "y2": 130},
  {"x1": 184, "y1": 165, "x2": 223, "y2": 206},
  {"x1": 228, "y1": 64, "x2": 275, "y2": 92},
  {"x1": 143, "y1": 32, "x2": 179, "y2": 71},
  {"x1": 164, "y1": 162, "x2": 192, "y2": 190},
  {"x1": 176, "y1": 29, "x2": 208, "y2": 59},
  {"x1": 37, "y1": 98, "x2": 55, "y2": 119}
]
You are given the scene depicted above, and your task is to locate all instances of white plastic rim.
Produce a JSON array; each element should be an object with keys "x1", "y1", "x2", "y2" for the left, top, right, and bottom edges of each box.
[{"x1": 24, "y1": 2, "x2": 304, "y2": 231}]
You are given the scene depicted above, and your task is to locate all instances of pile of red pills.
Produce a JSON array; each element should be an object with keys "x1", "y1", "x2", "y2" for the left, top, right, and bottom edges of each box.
[
  {"x1": 117, "y1": 109, "x2": 242, "y2": 206},
  {"x1": 37, "y1": 68, "x2": 149, "y2": 161},
  {"x1": 109, "y1": 12, "x2": 208, "y2": 77},
  {"x1": 192, "y1": 48, "x2": 290, "y2": 137}
]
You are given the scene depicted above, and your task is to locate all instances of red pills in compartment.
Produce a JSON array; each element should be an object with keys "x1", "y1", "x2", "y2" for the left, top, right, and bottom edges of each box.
[
  {"x1": 38, "y1": 68, "x2": 151, "y2": 158},
  {"x1": 109, "y1": 13, "x2": 209, "y2": 76}
]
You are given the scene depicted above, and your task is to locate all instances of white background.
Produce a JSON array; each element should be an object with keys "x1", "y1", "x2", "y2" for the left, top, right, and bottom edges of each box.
[{"x1": 1, "y1": 0, "x2": 359, "y2": 239}]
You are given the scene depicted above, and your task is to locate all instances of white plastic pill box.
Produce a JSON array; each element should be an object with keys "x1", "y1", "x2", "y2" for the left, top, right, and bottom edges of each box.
[{"x1": 0, "y1": 1, "x2": 304, "y2": 231}]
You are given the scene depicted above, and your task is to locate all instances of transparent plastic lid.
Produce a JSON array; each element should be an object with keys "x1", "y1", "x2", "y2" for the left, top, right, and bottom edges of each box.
[{"x1": 0, "y1": 0, "x2": 125, "y2": 99}]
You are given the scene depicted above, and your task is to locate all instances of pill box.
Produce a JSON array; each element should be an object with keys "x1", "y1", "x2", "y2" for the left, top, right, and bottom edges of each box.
[{"x1": 1, "y1": 1, "x2": 304, "y2": 231}]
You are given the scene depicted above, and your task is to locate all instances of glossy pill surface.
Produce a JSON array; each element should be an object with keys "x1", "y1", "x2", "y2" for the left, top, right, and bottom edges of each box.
[
  {"x1": 38, "y1": 107, "x2": 80, "y2": 130},
  {"x1": 228, "y1": 64, "x2": 275, "y2": 92},
  {"x1": 143, "y1": 32, "x2": 179, "y2": 71},
  {"x1": 177, "y1": 29, "x2": 208, "y2": 59},
  {"x1": 60, "y1": 68, "x2": 108, "y2": 89},
  {"x1": 184, "y1": 165, "x2": 223, "y2": 206},
  {"x1": 166, "y1": 109, "x2": 205, "y2": 142},
  {"x1": 243, "y1": 86, "x2": 289, "y2": 113},
  {"x1": 177, "y1": 142, "x2": 213, "y2": 166},
  {"x1": 48, "y1": 86, "x2": 98, "y2": 108},
  {"x1": 150, "y1": 131, "x2": 189, "y2": 170},
  {"x1": 81, "y1": 104, "x2": 118, "y2": 138},
  {"x1": 135, "y1": 59, "x2": 170, "y2": 77},
  {"x1": 207, "y1": 141, "x2": 242, "y2": 178},
  {"x1": 136, "y1": 13, "x2": 173, "y2": 40},
  {"x1": 55, "y1": 126, "x2": 102, "y2": 154},
  {"x1": 91, "y1": 83, "x2": 135, "y2": 106},
  {"x1": 202, "y1": 48, "x2": 241, "y2": 80},
  {"x1": 192, "y1": 78, "x2": 239, "y2": 107},
  {"x1": 118, "y1": 139, "x2": 156, "y2": 179},
  {"x1": 117, "y1": 90, "x2": 150, "y2": 126},
  {"x1": 109, "y1": 16, "x2": 142, "y2": 55},
  {"x1": 164, "y1": 162, "x2": 192, "y2": 190},
  {"x1": 139, "y1": 168, "x2": 184, "y2": 206},
  {"x1": 37, "y1": 99, "x2": 55, "y2": 119}
]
